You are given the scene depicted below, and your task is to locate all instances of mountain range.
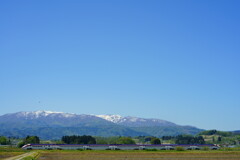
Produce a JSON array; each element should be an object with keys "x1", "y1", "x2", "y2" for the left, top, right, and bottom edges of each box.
[{"x1": 0, "y1": 111, "x2": 203, "y2": 139}]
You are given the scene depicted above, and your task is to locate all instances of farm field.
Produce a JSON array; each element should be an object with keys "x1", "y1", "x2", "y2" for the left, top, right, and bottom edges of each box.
[
  {"x1": 37, "y1": 150, "x2": 240, "y2": 160},
  {"x1": 0, "y1": 152, "x2": 25, "y2": 160},
  {"x1": 0, "y1": 147, "x2": 26, "y2": 159}
]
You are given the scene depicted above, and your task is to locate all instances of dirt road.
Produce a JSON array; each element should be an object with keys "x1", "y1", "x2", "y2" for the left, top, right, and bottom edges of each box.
[{"x1": 4, "y1": 151, "x2": 38, "y2": 160}]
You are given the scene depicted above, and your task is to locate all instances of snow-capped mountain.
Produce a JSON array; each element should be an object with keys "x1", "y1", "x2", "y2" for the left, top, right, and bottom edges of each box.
[
  {"x1": 0, "y1": 111, "x2": 203, "y2": 139},
  {"x1": 14, "y1": 110, "x2": 77, "y2": 119},
  {"x1": 10, "y1": 111, "x2": 176, "y2": 127},
  {"x1": 0, "y1": 111, "x2": 114, "y2": 128},
  {"x1": 96, "y1": 114, "x2": 176, "y2": 127}
]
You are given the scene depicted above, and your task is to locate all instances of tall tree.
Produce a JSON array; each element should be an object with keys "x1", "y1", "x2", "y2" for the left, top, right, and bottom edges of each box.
[
  {"x1": 150, "y1": 138, "x2": 161, "y2": 144},
  {"x1": 25, "y1": 136, "x2": 40, "y2": 144}
]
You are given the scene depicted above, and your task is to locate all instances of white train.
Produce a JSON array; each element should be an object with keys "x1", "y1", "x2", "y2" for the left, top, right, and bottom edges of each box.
[{"x1": 22, "y1": 144, "x2": 219, "y2": 150}]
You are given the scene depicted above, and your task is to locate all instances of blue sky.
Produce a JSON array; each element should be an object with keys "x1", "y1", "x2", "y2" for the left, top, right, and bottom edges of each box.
[{"x1": 0, "y1": 0, "x2": 239, "y2": 131}]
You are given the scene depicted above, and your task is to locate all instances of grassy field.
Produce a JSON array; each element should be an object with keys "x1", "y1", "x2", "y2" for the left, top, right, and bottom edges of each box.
[
  {"x1": 37, "y1": 150, "x2": 240, "y2": 160},
  {"x1": 0, "y1": 146, "x2": 27, "y2": 159}
]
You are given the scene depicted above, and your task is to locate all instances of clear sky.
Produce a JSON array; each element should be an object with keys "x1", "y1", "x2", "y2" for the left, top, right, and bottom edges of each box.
[{"x1": 0, "y1": 0, "x2": 239, "y2": 131}]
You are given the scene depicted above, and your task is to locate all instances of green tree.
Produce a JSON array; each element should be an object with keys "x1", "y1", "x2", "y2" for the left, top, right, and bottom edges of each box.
[
  {"x1": 17, "y1": 141, "x2": 25, "y2": 148},
  {"x1": 0, "y1": 136, "x2": 7, "y2": 145},
  {"x1": 150, "y1": 138, "x2": 161, "y2": 144},
  {"x1": 116, "y1": 137, "x2": 136, "y2": 144},
  {"x1": 17, "y1": 136, "x2": 40, "y2": 148},
  {"x1": 25, "y1": 136, "x2": 40, "y2": 144},
  {"x1": 217, "y1": 136, "x2": 222, "y2": 142},
  {"x1": 212, "y1": 137, "x2": 215, "y2": 142}
]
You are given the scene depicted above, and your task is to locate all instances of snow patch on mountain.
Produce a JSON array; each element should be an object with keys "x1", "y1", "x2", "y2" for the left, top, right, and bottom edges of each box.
[
  {"x1": 15, "y1": 111, "x2": 76, "y2": 119},
  {"x1": 96, "y1": 115, "x2": 126, "y2": 123},
  {"x1": 96, "y1": 115, "x2": 148, "y2": 123},
  {"x1": 95, "y1": 114, "x2": 177, "y2": 127}
]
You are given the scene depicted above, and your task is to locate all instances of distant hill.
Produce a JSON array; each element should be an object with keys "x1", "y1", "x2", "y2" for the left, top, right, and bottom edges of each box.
[
  {"x1": 198, "y1": 129, "x2": 233, "y2": 137},
  {"x1": 0, "y1": 111, "x2": 203, "y2": 139},
  {"x1": 232, "y1": 130, "x2": 240, "y2": 135}
]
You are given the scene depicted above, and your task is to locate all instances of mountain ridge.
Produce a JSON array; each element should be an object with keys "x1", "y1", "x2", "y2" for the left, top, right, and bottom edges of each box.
[{"x1": 0, "y1": 111, "x2": 203, "y2": 139}]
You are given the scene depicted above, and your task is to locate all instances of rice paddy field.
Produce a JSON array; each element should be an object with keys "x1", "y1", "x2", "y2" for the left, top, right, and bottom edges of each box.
[
  {"x1": 0, "y1": 147, "x2": 27, "y2": 159},
  {"x1": 36, "y1": 150, "x2": 240, "y2": 160}
]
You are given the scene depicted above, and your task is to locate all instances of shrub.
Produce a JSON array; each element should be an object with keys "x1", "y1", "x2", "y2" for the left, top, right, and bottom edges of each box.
[
  {"x1": 202, "y1": 146, "x2": 210, "y2": 151},
  {"x1": 17, "y1": 141, "x2": 25, "y2": 148},
  {"x1": 116, "y1": 137, "x2": 136, "y2": 144},
  {"x1": 175, "y1": 146, "x2": 185, "y2": 151},
  {"x1": 146, "y1": 148, "x2": 158, "y2": 151},
  {"x1": 0, "y1": 136, "x2": 7, "y2": 145},
  {"x1": 223, "y1": 147, "x2": 234, "y2": 151},
  {"x1": 77, "y1": 148, "x2": 83, "y2": 151}
]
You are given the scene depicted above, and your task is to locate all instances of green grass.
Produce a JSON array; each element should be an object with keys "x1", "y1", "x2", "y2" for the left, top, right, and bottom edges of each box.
[
  {"x1": 22, "y1": 152, "x2": 40, "y2": 160},
  {"x1": 0, "y1": 146, "x2": 28, "y2": 152}
]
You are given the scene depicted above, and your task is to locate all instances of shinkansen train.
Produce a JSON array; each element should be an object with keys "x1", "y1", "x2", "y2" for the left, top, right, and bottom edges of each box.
[{"x1": 22, "y1": 144, "x2": 219, "y2": 150}]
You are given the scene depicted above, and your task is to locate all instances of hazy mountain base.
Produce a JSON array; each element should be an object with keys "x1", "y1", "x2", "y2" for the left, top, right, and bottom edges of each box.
[
  {"x1": 0, "y1": 126, "x2": 149, "y2": 140},
  {"x1": 0, "y1": 125, "x2": 202, "y2": 140},
  {"x1": 130, "y1": 126, "x2": 203, "y2": 137}
]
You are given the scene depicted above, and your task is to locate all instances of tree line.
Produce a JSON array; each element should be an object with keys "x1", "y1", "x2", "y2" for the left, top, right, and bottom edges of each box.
[
  {"x1": 62, "y1": 135, "x2": 140, "y2": 145},
  {"x1": 62, "y1": 135, "x2": 96, "y2": 144},
  {"x1": 10, "y1": 129, "x2": 240, "y2": 148},
  {"x1": 15, "y1": 134, "x2": 206, "y2": 147},
  {"x1": 198, "y1": 130, "x2": 232, "y2": 137},
  {"x1": 160, "y1": 135, "x2": 205, "y2": 144},
  {"x1": 175, "y1": 135, "x2": 205, "y2": 144},
  {"x1": 15, "y1": 135, "x2": 161, "y2": 147}
]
